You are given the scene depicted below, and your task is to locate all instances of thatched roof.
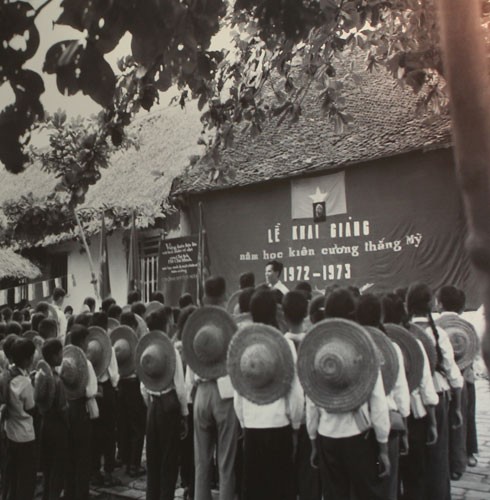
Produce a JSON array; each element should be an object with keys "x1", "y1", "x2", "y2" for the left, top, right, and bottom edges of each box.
[
  {"x1": 0, "y1": 248, "x2": 41, "y2": 280},
  {"x1": 0, "y1": 102, "x2": 204, "y2": 247}
]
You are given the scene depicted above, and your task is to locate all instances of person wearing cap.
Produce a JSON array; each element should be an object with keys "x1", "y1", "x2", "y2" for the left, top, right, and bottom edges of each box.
[
  {"x1": 138, "y1": 308, "x2": 189, "y2": 500},
  {"x1": 282, "y1": 290, "x2": 321, "y2": 500},
  {"x1": 307, "y1": 289, "x2": 391, "y2": 500},
  {"x1": 90, "y1": 313, "x2": 121, "y2": 487},
  {"x1": 1, "y1": 338, "x2": 37, "y2": 500},
  {"x1": 38, "y1": 338, "x2": 69, "y2": 500},
  {"x1": 233, "y1": 289, "x2": 304, "y2": 500},
  {"x1": 265, "y1": 260, "x2": 289, "y2": 295},
  {"x1": 357, "y1": 294, "x2": 411, "y2": 500},
  {"x1": 437, "y1": 285, "x2": 478, "y2": 476},
  {"x1": 63, "y1": 325, "x2": 99, "y2": 500},
  {"x1": 407, "y1": 283, "x2": 464, "y2": 500},
  {"x1": 51, "y1": 287, "x2": 67, "y2": 345},
  {"x1": 185, "y1": 277, "x2": 239, "y2": 500}
]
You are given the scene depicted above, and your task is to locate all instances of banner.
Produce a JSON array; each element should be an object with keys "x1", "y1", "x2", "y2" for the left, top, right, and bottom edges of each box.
[
  {"x1": 42, "y1": 280, "x2": 50, "y2": 298},
  {"x1": 158, "y1": 236, "x2": 199, "y2": 305}
]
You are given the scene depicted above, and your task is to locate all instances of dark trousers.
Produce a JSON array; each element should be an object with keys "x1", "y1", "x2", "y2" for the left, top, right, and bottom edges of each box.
[
  {"x1": 3, "y1": 438, "x2": 36, "y2": 500},
  {"x1": 242, "y1": 425, "x2": 294, "y2": 500},
  {"x1": 146, "y1": 390, "x2": 181, "y2": 500},
  {"x1": 400, "y1": 415, "x2": 427, "y2": 500},
  {"x1": 317, "y1": 431, "x2": 387, "y2": 500},
  {"x1": 466, "y1": 381, "x2": 478, "y2": 455},
  {"x1": 41, "y1": 414, "x2": 68, "y2": 500},
  {"x1": 179, "y1": 404, "x2": 195, "y2": 496},
  {"x1": 118, "y1": 377, "x2": 146, "y2": 469},
  {"x1": 65, "y1": 398, "x2": 92, "y2": 500},
  {"x1": 93, "y1": 380, "x2": 117, "y2": 474},
  {"x1": 450, "y1": 382, "x2": 468, "y2": 475},
  {"x1": 295, "y1": 425, "x2": 322, "y2": 500},
  {"x1": 425, "y1": 391, "x2": 451, "y2": 500},
  {"x1": 383, "y1": 431, "x2": 400, "y2": 500}
]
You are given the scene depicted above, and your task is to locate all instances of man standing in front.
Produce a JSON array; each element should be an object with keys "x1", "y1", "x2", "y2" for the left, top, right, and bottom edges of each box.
[{"x1": 265, "y1": 260, "x2": 289, "y2": 295}]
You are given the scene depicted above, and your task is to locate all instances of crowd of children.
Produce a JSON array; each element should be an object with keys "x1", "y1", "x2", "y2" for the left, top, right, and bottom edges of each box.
[{"x1": 0, "y1": 260, "x2": 482, "y2": 500}]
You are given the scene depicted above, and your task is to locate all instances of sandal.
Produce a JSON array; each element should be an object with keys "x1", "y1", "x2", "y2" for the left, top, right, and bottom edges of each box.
[
  {"x1": 468, "y1": 454, "x2": 478, "y2": 467},
  {"x1": 451, "y1": 472, "x2": 462, "y2": 481}
]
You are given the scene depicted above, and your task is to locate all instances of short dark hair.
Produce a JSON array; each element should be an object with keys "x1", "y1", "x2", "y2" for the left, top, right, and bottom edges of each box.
[
  {"x1": 438, "y1": 285, "x2": 465, "y2": 313},
  {"x1": 3, "y1": 333, "x2": 19, "y2": 361},
  {"x1": 64, "y1": 305, "x2": 73, "y2": 316},
  {"x1": 238, "y1": 287, "x2": 255, "y2": 313},
  {"x1": 101, "y1": 297, "x2": 116, "y2": 313},
  {"x1": 356, "y1": 294, "x2": 382, "y2": 327},
  {"x1": 38, "y1": 318, "x2": 58, "y2": 340},
  {"x1": 22, "y1": 308, "x2": 31, "y2": 322},
  {"x1": 309, "y1": 295, "x2": 325, "y2": 324},
  {"x1": 348, "y1": 286, "x2": 361, "y2": 299},
  {"x1": 283, "y1": 291, "x2": 308, "y2": 326},
  {"x1": 406, "y1": 283, "x2": 432, "y2": 317},
  {"x1": 120, "y1": 311, "x2": 138, "y2": 330},
  {"x1": 1, "y1": 308, "x2": 12, "y2": 322},
  {"x1": 21, "y1": 321, "x2": 31, "y2": 333},
  {"x1": 35, "y1": 302, "x2": 50, "y2": 315},
  {"x1": 150, "y1": 291, "x2": 165, "y2": 304},
  {"x1": 12, "y1": 311, "x2": 23, "y2": 323},
  {"x1": 178, "y1": 293, "x2": 194, "y2": 309},
  {"x1": 83, "y1": 297, "x2": 96, "y2": 312},
  {"x1": 31, "y1": 312, "x2": 46, "y2": 332},
  {"x1": 250, "y1": 289, "x2": 278, "y2": 328},
  {"x1": 42, "y1": 338, "x2": 63, "y2": 367},
  {"x1": 6, "y1": 321, "x2": 22, "y2": 336},
  {"x1": 127, "y1": 290, "x2": 141, "y2": 305},
  {"x1": 204, "y1": 276, "x2": 226, "y2": 301},
  {"x1": 146, "y1": 308, "x2": 167, "y2": 332},
  {"x1": 175, "y1": 305, "x2": 197, "y2": 340},
  {"x1": 107, "y1": 304, "x2": 122, "y2": 320},
  {"x1": 131, "y1": 302, "x2": 146, "y2": 318},
  {"x1": 91, "y1": 311, "x2": 108, "y2": 331},
  {"x1": 294, "y1": 281, "x2": 312, "y2": 301},
  {"x1": 11, "y1": 338, "x2": 35, "y2": 367},
  {"x1": 53, "y1": 288, "x2": 66, "y2": 301},
  {"x1": 324, "y1": 288, "x2": 356, "y2": 320},
  {"x1": 239, "y1": 272, "x2": 255, "y2": 289},
  {"x1": 266, "y1": 260, "x2": 283, "y2": 276},
  {"x1": 70, "y1": 324, "x2": 89, "y2": 349},
  {"x1": 74, "y1": 313, "x2": 92, "y2": 328}
]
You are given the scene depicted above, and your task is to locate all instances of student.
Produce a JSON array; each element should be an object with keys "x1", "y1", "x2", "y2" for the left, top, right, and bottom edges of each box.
[
  {"x1": 38, "y1": 318, "x2": 58, "y2": 341},
  {"x1": 307, "y1": 288, "x2": 390, "y2": 500},
  {"x1": 239, "y1": 272, "x2": 255, "y2": 289},
  {"x1": 2, "y1": 338, "x2": 37, "y2": 500},
  {"x1": 39, "y1": 338, "x2": 69, "y2": 500},
  {"x1": 150, "y1": 291, "x2": 165, "y2": 304},
  {"x1": 127, "y1": 290, "x2": 142, "y2": 305},
  {"x1": 138, "y1": 314, "x2": 188, "y2": 500},
  {"x1": 107, "y1": 304, "x2": 123, "y2": 322},
  {"x1": 101, "y1": 297, "x2": 116, "y2": 313},
  {"x1": 52, "y1": 287, "x2": 68, "y2": 344},
  {"x1": 407, "y1": 283, "x2": 464, "y2": 500},
  {"x1": 179, "y1": 293, "x2": 194, "y2": 309},
  {"x1": 264, "y1": 260, "x2": 289, "y2": 295},
  {"x1": 83, "y1": 297, "x2": 96, "y2": 313}
]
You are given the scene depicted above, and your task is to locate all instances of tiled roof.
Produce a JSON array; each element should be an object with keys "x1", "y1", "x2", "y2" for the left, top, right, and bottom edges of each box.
[{"x1": 171, "y1": 54, "x2": 452, "y2": 196}]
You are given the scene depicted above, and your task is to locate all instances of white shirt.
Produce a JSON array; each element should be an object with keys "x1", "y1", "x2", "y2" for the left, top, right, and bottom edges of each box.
[
  {"x1": 387, "y1": 343, "x2": 410, "y2": 418},
  {"x1": 306, "y1": 370, "x2": 390, "y2": 444},
  {"x1": 54, "y1": 304, "x2": 67, "y2": 345},
  {"x1": 98, "y1": 347, "x2": 120, "y2": 388},
  {"x1": 233, "y1": 338, "x2": 304, "y2": 430},
  {"x1": 185, "y1": 367, "x2": 234, "y2": 401},
  {"x1": 410, "y1": 339, "x2": 439, "y2": 418},
  {"x1": 141, "y1": 348, "x2": 189, "y2": 417},
  {"x1": 272, "y1": 280, "x2": 289, "y2": 295},
  {"x1": 5, "y1": 368, "x2": 35, "y2": 442},
  {"x1": 412, "y1": 317, "x2": 464, "y2": 392}
]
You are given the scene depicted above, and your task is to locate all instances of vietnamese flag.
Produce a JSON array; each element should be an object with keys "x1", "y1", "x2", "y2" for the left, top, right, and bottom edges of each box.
[{"x1": 99, "y1": 212, "x2": 111, "y2": 300}]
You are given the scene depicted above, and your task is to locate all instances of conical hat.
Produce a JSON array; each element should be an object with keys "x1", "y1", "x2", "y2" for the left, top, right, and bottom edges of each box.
[
  {"x1": 86, "y1": 326, "x2": 112, "y2": 378},
  {"x1": 110, "y1": 325, "x2": 138, "y2": 377},
  {"x1": 436, "y1": 314, "x2": 480, "y2": 370},
  {"x1": 136, "y1": 331, "x2": 176, "y2": 392},
  {"x1": 226, "y1": 290, "x2": 241, "y2": 315},
  {"x1": 60, "y1": 345, "x2": 89, "y2": 400},
  {"x1": 227, "y1": 323, "x2": 294, "y2": 405},
  {"x1": 408, "y1": 323, "x2": 437, "y2": 374},
  {"x1": 384, "y1": 323, "x2": 424, "y2": 392},
  {"x1": 297, "y1": 318, "x2": 379, "y2": 413},
  {"x1": 34, "y1": 359, "x2": 55, "y2": 412},
  {"x1": 135, "y1": 314, "x2": 149, "y2": 338},
  {"x1": 234, "y1": 312, "x2": 253, "y2": 327},
  {"x1": 182, "y1": 306, "x2": 237, "y2": 379},
  {"x1": 365, "y1": 326, "x2": 399, "y2": 395},
  {"x1": 107, "y1": 317, "x2": 120, "y2": 333}
]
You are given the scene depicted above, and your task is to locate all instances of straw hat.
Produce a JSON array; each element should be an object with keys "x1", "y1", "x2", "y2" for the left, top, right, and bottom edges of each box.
[
  {"x1": 34, "y1": 359, "x2": 55, "y2": 412},
  {"x1": 136, "y1": 331, "x2": 176, "y2": 392},
  {"x1": 145, "y1": 301, "x2": 165, "y2": 318},
  {"x1": 384, "y1": 323, "x2": 424, "y2": 392},
  {"x1": 110, "y1": 325, "x2": 138, "y2": 377},
  {"x1": 182, "y1": 306, "x2": 237, "y2": 379},
  {"x1": 135, "y1": 314, "x2": 149, "y2": 338},
  {"x1": 408, "y1": 323, "x2": 437, "y2": 374},
  {"x1": 227, "y1": 323, "x2": 294, "y2": 405},
  {"x1": 60, "y1": 345, "x2": 89, "y2": 400},
  {"x1": 107, "y1": 317, "x2": 120, "y2": 333},
  {"x1": 86, "y1": 326, "x2": 112, "y2": 378},
  {"x1": 226, "y1": 290, "x2": 241, "y2": 315},
  {"x1": 364, "y1": 326, "x2": 399, "y2": 395},
  {"x1": 436, "y1": 315, "x2": 480, "y2": 370},
  {"x1": 297, "y1": 318, "x2": 379, "y2": 413}
]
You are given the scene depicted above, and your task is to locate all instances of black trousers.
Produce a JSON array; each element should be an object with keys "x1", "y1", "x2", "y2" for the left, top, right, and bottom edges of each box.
[
  {"x1": 317, "y1": 431, "x2": 387, "y2": 500},
  {"x1": 146, "y1": 390, "x2": 181, "y2": 500},
  {"x1": 117, "y1": 377, "x2": 146, "y2": 469},
  {"x1": 295, "y1": 425, "x2": 322, "y2": 500},
  {"x1": 179, "y1": 404, "x2": 195, "y2": 496},
  {"x1": 242, "y1": 425, "x2": 294, "y2": 500},
  {"x1": 400, "y1": 415, "x2": 428, "y2": 500},
  {"x1": 65, "y1": 398, "x2": 92, "y2": 500},
  {"x1": 450, "y1": 382, "x2": 468, "y2": 475},
  {"x1": 92, "y1": 380, "x2": 117, "y2": 474},
  {"x1": 3, "y1": 438, "x2": 36, "y2": 500},
  {"x1": 425, "y1": 391, "x2": 451, "y2": 500},
  {"x1": 41, "y1": 413, "x2": 68, "y2": 500},
  {"x1": 466, "y1": 381, "x2": 478, "y2": 455}
]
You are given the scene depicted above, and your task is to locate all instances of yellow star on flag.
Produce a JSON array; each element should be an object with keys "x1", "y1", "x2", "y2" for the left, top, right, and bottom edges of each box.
[{"x1": 308, "y1": 186, "x2": 329, "y2": 203}]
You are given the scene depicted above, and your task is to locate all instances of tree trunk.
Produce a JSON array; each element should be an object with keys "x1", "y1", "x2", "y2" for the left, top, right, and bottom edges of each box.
[{"x1": 436, "y1": 0, "x2": 490, "y2": 370}]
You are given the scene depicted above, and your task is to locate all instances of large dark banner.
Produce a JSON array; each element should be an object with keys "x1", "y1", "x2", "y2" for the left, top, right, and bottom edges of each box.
[
  {"x1": 188, "y1": 150, "x2": 480, "y2": 308},
  {"x1": 158, "y1": 236, "x2": 198, "y2": 306}
]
